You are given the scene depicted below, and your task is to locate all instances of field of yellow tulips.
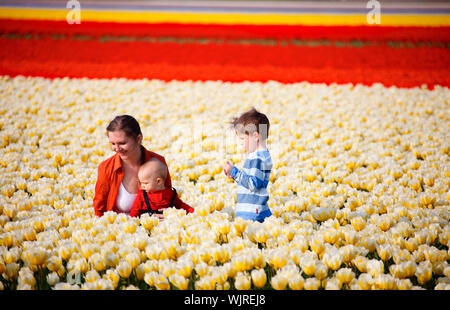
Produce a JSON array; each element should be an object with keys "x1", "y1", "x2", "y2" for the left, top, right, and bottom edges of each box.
[{"x1": 0, "y1": 75, "x2": 449, "y2": 290}]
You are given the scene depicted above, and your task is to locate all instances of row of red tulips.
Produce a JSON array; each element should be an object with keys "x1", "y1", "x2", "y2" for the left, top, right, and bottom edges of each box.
[
  {"x1": 0, "y1": 19, "x2": 449, "y2": 87},
  {"x1": 1, "y1": 19, "x2": 449, "y2": 42}
]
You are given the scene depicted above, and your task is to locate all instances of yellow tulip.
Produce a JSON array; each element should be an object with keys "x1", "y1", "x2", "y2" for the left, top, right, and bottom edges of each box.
[
  {"x1": 133, "y1": 264, "x2": 145, "y2": 281},
  {"x1": 47, "y1": 256, "x2": 62, "y2": 272},
  {"x1": 233, "y1": 217, "x2": 247, "y2": 235},
  {"x1": 116, "y1": 261, "x2": 132, "y2": 279},
  {"x1": 140, "y1": 214, "x2": 159, "y2": 231},
  {"x1": 444, "y1": 266, "x2": 450, "y2": 278},
  {"x1": 357, "y1": 273, "x2": 373, "y2": 290},
  {"x1": 5, "y1": 263, "x2": 20, "y2": 279},
  {"x1": 18, "y1": 272, "x2": 36, "y2": 289},
  {"x1": 255, "y1": 230, "x2": 269, "y2": 244},
  {"x1": 144, "y1": 271, "x2": 158, "y2": 287},
  {"x1": 3, "y1": 250, "x2": 19, "y2": 264},
  {"x1": 160, "y1": 260, "x2": 177, "y2": 278},
  {"x1": 376, "y1": 215, "x2": 392, "y2": 232},
  {"x1": 393, "y1": 249, "x2": 412, "y2": 265},
  {"x1": 324, "y1": 277, "x2": 342, "y2": 290},
  {"x1": 287, "y1": 273, "x2": 304, "y2": 290},
  {"x1": 90, "y1": 253, "x2": 107, "y2": 272},
  {"x1": 366, "y1": 259, "x2": 384, "y2": 277},
  {"x1": 376, "y1": 244, "x2": 392, "y2": 262},
  {"x1": 270, "y1": 274, "x2": 287, "y2": 290},
  {"x1": 251, "y1": 269, "x2": 267, "y2": 288},
  {"x1": 213, "y1": 246, "x2": 230, "y2": 264},
  {"x1": 85, "y1": 270, "x2": 100, "y2": 283},
  {"x1": 353, "y1": 255, "x2": 368, "y2": 273},
  {"x1": 310, "y1": 238, "x2": 324, "y2": 255},
  {"x1": 351, "y1": 217, "x2": 366, "y2": 232},
  {"x1": 415, "y1": 263, "x2": 432, "y2": 285},
  {"x1": 314, "y1": 262, "x2": 328, "y2": 280},
  {"x1": 3, "y1": 204, "x2": 18, "y2": 219},
  {"x1": 26, "y1": 248, "x2": 48, "y2": 266},
  {"x1": 290, "y1": 236, "x2": 309, "y2": 252},
  {"x1": 336, "y1": 268, "x2": 355, "y2": 284},
  {"x1": 269, "y1": 250, "x2": 287, "y2": 270},
  {"x1": 196, "y1": 205, "x2": 210, "y2": 217},
  {"x1": 23, "y1": 228, "x2": 37, "y2": 242},
  {"x1": 0, "y1": 260, "x2": 6, "y2": 275},
  {"x1": 321, "y1": 229, "x2": 334, "y2": 246},
  {"x1": 103, "y1": 269, "x2": 119, "y2": 289},
  {"x1": 300, "y1": 257, "x2": 316, "y2": 276},
  {"x1": 224, "y1": 262, "x2": 237, "y2": 279},
  {"x1": 154, "y1": 274, "x2": 171, "y2": 290},
  {"x1": 195, "y1": 275, "x2": 216, "y2": 290},
  {"x1": 212, "y1": 268, "x2": 228, "y2": 285},
  {"x1": 198, "y1": 248, "x2": 212, "y2": 264},
  {"x1": 362, "y1": 237, "x2": 377, "y2": 253},
  {"x1": 169, "y1": 273, "x2": 189, "y2": 290},
  {"x1": 322, "y1": 252, "x2": 343, "y2": 271},
  {"x1": 46, "y1": 272, "x2": 60, "y2": 287},
  {"x1": 405, "y1": 237, "x2": 418, "y2": 254},
  {"x1": 231, "y1": 255, "x2": 247, "y2": 272},
  {"x1": 172, "y1": 259, "x2": 191, "y2": 278},
  {"x1": 304, "y1": 277, "x2": 320, "y2": 290},
  {"x1": 125, "y1": 253, "x2": 140, "y2": 269},
  {"x1": 151, "y1": 245, "x2": 169, "y2": 260},
  {"x1": 234, "y1": 272, "x2": 251, "y2": 290},
  {"x1": 105, "y1": 253, "x2": 119, "y2": 268},
  {"x1": 216, "y1": 221, "x2": 230, "y2": 235},
  {"x1": 374, "y1": 274, "x2": 396, "y2": 290},
  {"x1": 344, "y1": 230, "x2": 359, "y2": 245},
  {"x1": 396, "y1": 278, "x2": 412, "y2": 290},
  {"x1": 195, "y1": 262, "x2": 209, "y2": 277},
  {"x1": 122, "y1": 221, "x2": 137, "y2": 234}
]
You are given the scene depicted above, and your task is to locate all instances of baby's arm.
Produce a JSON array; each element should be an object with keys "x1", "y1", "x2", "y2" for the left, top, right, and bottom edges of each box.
[{"x1": 173, "y1": 195, "x2": 194, "y2": 213}]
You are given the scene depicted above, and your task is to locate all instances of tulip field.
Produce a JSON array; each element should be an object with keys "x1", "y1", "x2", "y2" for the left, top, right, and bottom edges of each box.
[{"x1": 0, "y1": 2, "x2": 449, "y2": 290}]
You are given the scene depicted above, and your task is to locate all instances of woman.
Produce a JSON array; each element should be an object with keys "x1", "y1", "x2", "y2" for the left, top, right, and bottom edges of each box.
[{"x1": 93, "y1": 115, "x2": 170, "y2": 219}]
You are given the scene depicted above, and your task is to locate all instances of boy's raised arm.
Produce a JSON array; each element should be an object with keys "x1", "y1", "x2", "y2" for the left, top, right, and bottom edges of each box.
[{"x1": 229, "y1": 158, "x2": 270, "y2": 192}]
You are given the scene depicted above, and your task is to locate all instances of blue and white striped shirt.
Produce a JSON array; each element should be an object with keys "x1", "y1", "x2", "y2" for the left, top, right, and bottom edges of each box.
[{"x1": 229, "y1": 149, "x2": 272, "y2": 222}]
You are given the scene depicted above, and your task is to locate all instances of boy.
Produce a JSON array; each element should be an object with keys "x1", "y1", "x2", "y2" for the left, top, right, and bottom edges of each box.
[
  {"x1": 130, "y1": 158, "x2": 194, "y2": 217},
  {"x1": 223, "y1": 108, "x2": 273, "y2": 222}
]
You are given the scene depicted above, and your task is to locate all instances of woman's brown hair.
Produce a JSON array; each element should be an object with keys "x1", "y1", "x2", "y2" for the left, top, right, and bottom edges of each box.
[{"x1": 106, "y1": 115, "x2": 142, "y2": 140}]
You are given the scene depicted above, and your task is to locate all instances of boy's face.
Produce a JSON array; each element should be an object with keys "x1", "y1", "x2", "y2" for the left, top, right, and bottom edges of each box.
[
  {"x1": 138, "y1": 169, "x2": 164, "y2": 193},
  {"x1": 237, "y1": 131, "x2": 259, "y2": 153}
]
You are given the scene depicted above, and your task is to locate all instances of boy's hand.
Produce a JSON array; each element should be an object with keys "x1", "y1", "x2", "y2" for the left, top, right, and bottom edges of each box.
[{"x1": 223, "y1": 161, "x2": 234, "y2": 178}]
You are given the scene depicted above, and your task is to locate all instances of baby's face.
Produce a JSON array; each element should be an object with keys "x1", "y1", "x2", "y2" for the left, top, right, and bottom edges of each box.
[{"x1": 138, "y1": 169, "x2": 164, "y2": 193}]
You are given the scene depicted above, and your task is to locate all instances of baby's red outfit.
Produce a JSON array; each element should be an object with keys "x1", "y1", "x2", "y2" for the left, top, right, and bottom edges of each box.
[{"x1": 129, "y1": 187, "x2": 194, "y2": 217}]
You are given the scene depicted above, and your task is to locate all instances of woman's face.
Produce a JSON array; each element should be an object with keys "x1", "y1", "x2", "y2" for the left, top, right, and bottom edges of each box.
[{"x1": 107, "y1": 130, "x2": 142, "y2": 161}]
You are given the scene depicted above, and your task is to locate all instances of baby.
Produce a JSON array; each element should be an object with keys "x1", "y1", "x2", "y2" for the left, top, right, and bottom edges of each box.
[{"x1": 130, "y1": 157, "x2": 194, "y2": 217}]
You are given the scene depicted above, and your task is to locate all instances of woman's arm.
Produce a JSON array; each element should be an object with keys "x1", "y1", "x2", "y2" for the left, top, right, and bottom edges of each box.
[
  {"x1": 93, "y1": 165, "x2": 109, "y2": 217},
  {"x1": 160, "y1": 157, "x2": 172, "y2": 188}
]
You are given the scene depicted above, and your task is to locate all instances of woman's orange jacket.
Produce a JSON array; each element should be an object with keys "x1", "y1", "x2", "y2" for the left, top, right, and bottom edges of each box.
[{"x1": 93, "y1": 146, "x2": 171, "y2": 217}]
